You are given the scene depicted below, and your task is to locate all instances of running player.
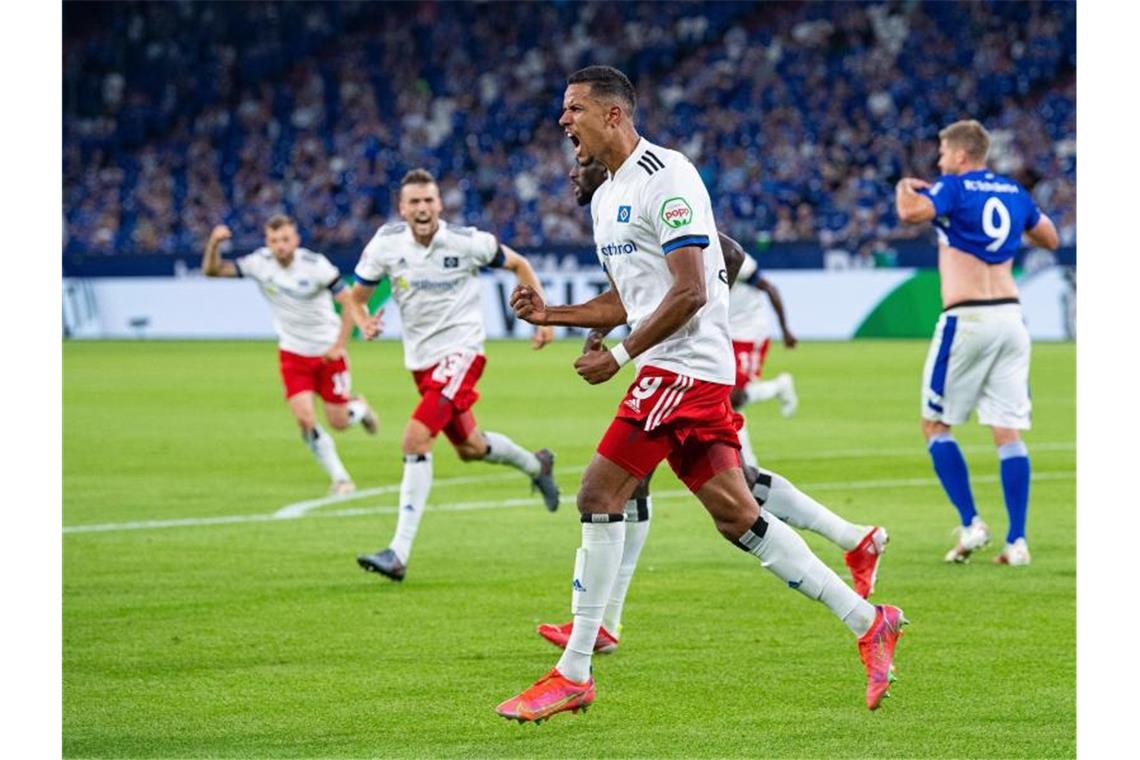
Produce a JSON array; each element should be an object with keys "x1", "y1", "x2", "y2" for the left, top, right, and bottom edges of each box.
[
  {"x1": 896, "y1": 119, "x2": 1058, "y2": 566},
  {"x1": 728, "y1": 245, "x2": 798, "y2": 468},
  {"x1": 498, "y1": 66, "x2": 905, "y2": 722},
  {"x1": 535, "y1": 158, "x2": 888, "y2": 658},
  {"x1": 347, "y1": 169, "x2": 560, "y2": 582},
  {"x1": 202, "y1": 216, "x2": 378, "y2": 494}
]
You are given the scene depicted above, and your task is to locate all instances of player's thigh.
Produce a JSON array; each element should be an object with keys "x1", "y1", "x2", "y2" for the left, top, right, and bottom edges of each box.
[
  {"x1": 578, "y1": 452, "x2": 645, "y2": 515},
  {"x1": 692, "y1": 462, "x2": 760, "y2": 539},
  {"x1": 977, "y1": 321, "x2": 1032, "y2": 430},
  {"x1": 450, "y1": 418, "x2": 487, "y2": 460},
  {"x1": 921, "y1": 313, "x2": 989, "y2": 425},
  {"x1": 286, "y1": 391, "x2": 318, "y2": 428}
]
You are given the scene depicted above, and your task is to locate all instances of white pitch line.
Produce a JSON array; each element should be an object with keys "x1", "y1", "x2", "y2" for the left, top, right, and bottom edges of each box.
[
  {"x1": 63, "y1": 470, "x2": 1075, "y2": 535},
  {"x1": 274, "y1": 440, "x2": 1076, "y2": 519}
]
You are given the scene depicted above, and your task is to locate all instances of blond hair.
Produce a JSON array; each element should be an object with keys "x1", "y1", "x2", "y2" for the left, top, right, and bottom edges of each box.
[
  {"x1": 939, "y1": 120, "x2": 990, "y2": 162},
  {"x1": 264, "y1": 213, "x2": 295, "y2": 231},
  {"x1": 401, "y1": 168, "x2": 437, "y2": 187}
]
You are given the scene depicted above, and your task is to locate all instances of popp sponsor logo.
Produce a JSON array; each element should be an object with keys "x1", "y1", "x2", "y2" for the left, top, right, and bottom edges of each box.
[{"x1": 660, "y1": 197, "x2": 693, "y2": 228}]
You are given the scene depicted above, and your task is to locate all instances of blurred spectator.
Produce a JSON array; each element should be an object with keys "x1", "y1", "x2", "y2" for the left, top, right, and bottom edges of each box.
[{"x1": 63, "y1": 1, "x2": 1076, "y2": 257}]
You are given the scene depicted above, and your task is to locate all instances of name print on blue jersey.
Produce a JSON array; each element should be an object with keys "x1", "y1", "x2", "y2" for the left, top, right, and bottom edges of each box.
[{"x1": 921, "y1": 170, "x2": 1042, "y2": 263}]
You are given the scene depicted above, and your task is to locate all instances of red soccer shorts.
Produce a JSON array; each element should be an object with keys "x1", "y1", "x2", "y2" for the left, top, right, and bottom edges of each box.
[
  {"x1": 411, "y1": 351, "x2": 486, "y2": 445},
  {"x1": 279, "y1": 349, "x2": 352, "y2": 404},
  {"x1": 732, "y1": 339, "x2": 772, "y2": 390},
  {"x1": 597, "y1": 365, "x2": 744, "y2": 493}
]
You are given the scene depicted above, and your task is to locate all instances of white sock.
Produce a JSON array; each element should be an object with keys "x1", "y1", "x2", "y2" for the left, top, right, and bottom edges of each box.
[
  {"x1": 303, "y1": 426, "x2": 350, "y2": 483},
  {"x1": 557, "y1": 518, "x2": 625, "y2": 683},
  {"x1": 602, "y1": 497, "x2": 652, "y2": 635},
  {"x1": 744, "y1": 378, "x2": 782, "y2": 405},
  {"x1": 482, "y1": 431, "x2": 540, "y2": 477},
  {"x1": 735, "y1": 513, "x2": 875, "y2": 636},
  {"x1": 389, "y1": 454, "x2": 432, "y2": 564},
  {"x1": 737, "y1": 421, "x2": 759, "y2": 469},
  {"x1": 751, "y1": 468, "x2": 867, "y2": 551},
  {"x1": 346, "y1": 398, "x2": 368, "y2": 425}
]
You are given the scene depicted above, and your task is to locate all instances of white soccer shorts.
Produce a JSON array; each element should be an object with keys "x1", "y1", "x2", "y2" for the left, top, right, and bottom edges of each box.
[{"x1": 920, "y1": 302, "x2": 1031, "y2": 429}]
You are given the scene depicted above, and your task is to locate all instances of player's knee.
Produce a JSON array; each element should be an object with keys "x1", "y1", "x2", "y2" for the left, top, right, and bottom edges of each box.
[
  {"x1": 327, "y1": 415, "x2": 350, "y2": 431},
  {"x1": 576, "y1": 480, "x2": 623, "y2": 516},
  {"x1": 455, "y1": 441, "x2": 486, "y2": 462},
  {"x1": 922, "y1": 419, "x2": 949, "y2": 440},
  {"x1": 401, "y1": 424, "x2": 433, "y2": 455},
  {"x1": 991, "y1": 427, "x2": 1021, "y2": 447}
]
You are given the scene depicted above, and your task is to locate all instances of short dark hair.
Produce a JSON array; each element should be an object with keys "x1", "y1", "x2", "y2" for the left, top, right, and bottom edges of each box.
[
  {"x1": 401, "y1": 168, "x2": 437, "y2": 187},
  {"x1": 567, "y1": 65, "x2": 636, "y2": 115},
  {"x1": 264, "y1": 213, "x2": 295, "y2": 231}
]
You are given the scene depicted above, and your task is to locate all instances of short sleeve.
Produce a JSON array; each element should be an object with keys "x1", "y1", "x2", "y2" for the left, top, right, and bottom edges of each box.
[
  {"x1": 738, "y1": 253, "x2": 762, "y2": 287},
  {"x1": 461, "y1": 228, "x2": 504, "y2": 268},
  {"x1": 641, "y1": 160, "x2": 714, "y2": 254},
  {"x1": 354, "y1": 230, "x2": 389, "y2": 286},
  {"x1": 920, "y1": 176, "x2": 960, "y2": 217},
  {"x1": 1024, "y1": 197, "x2": 1043, "y2": 231},
  {"x1": 234, "y1": 253, "x2": 261, "y2": 281},
  {"x1": 316, "y1": 255, "x2": 344, "y2": 293}
]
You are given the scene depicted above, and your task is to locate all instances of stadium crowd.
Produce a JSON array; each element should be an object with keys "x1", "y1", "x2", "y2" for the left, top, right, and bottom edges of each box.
[{"x1": 63, "y1": 1, "x2": 1076, "y2": 258}]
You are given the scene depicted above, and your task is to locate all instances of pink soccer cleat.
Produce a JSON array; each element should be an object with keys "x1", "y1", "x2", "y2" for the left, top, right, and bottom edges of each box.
[
  {"x1": 857, "y1": 604, "x2": 908, "y2": 710},
  {"x1": 844, "y1": 527, "x2": 888, "y2": 598},
  {"x1": 495, "y1": 668, "x2": 595, "y2": 723},
  {"x1": 536, "y1": 621, "x2": 620, "y2": 654}
]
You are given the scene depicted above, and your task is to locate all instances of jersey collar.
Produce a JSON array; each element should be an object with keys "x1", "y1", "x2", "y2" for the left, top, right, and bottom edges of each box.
[{"x1": 610, "y1": 137, "x2": 649, "y2": 183}]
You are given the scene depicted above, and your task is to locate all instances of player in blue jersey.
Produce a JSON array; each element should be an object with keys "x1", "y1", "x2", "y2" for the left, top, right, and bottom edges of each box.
[{"x1": 895, "y1": 120, "x2": 1058, "y2": 566}]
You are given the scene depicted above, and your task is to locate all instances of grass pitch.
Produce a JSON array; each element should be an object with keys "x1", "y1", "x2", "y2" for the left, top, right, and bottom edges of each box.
[{"x1": 63, "y1": 339, "x2": 1075, "y2": 758}]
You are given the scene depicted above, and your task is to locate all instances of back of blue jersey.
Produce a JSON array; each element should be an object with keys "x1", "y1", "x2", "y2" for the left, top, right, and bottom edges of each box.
[{"x1": 920, "y1": 170, "x2": 1042, "y2": 264}]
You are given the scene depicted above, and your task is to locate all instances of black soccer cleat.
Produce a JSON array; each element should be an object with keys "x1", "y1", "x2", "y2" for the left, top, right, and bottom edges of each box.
[
  {"x1": 357, "y1": 548, "x2": 406, "y2": 581},
  {"x1": 531, "y1": 449, "x2": 560, "y2": 512}
]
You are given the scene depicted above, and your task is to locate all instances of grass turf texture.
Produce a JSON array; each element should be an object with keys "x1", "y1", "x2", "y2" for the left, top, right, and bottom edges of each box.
[{"x1": 63, "y1": 339, "x2": 1075, "y2": 758}]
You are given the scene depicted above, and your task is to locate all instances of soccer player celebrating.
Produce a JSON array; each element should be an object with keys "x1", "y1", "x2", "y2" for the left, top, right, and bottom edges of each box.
[
  {"x1": 498, "y1": 66, "x2": 905, "y2": 722},
  {"x1": 347, "y1": 169, "x2": 560, "y2": 582},
  {"x1": 202, "y1": 216, "x2": 378, "y2": 495},
  {"x1": 534, "y1": 158, "x2": 888, "y2": 659},
  {"x1": 727, "y1": 243, "x2": 799, "y2": 467},
  {"x1": 896, "y1": 120, "x2": 1058, "y2": 566}
]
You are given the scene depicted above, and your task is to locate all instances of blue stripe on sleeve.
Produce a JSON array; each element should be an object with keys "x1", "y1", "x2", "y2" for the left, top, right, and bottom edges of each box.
[
  {"x1": 353, "y1": 271, "x2": 382, "y2": 287},
  {"x1": 662, "y1": 234, "x2": 710, "y2": 254}
]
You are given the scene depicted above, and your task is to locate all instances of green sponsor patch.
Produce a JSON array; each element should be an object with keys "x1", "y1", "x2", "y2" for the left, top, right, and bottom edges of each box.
[{"x1": 660, "y1": 196, "x2": 693, "y2": 228}]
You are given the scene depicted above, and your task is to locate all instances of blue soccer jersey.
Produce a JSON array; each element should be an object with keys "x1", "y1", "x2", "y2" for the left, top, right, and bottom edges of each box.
[{"x1": 920, "y1": 170, "x2": 1042, "y2": 264}]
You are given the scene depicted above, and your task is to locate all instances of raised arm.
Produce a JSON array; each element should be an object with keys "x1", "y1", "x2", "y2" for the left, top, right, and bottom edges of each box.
[
  {"x1": 572, "y1": 246, "x2": 707, "y2": 385},
  {"x1": 500, "y1": 245, "x2": 555, "y2": 349},
  {"x1": 895, "y1": 178, "x2": 936, "y2": 224},
  {"x1": 756, "y1": 277, "x2": 797, "y2": 348},
  {"x1": 1025, "y1": 213, "x2": 1059, "y2": 250},
  {"x1": 202, "y1": 225, "x2": 239, "y2": 277}
]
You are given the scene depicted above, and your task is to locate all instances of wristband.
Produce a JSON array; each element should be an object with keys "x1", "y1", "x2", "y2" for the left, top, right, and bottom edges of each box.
[{"x1": 610, "y1": 342, "x2": 631, "y2": 368}]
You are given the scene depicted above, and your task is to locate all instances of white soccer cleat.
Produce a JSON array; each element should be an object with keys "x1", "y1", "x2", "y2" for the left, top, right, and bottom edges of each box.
[
  {"x1": 944, "y1": 517, "x2": 990, "y2": 563},
  {"x1": 330, "y1": 479, "x2": 356, "y2": 496},
  {"x1": 994, "y1": 538, "x2": 1031, "y2": 566},
  {"x1": 777, "y1": 373, "x2": 798, "y2": 417}
]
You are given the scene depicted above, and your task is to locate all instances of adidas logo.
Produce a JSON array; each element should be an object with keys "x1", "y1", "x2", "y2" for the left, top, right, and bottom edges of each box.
[
  {"x1": 403, "y1": 504, "x2": 415, "y2": 512},
  {"x1": 572, "y1": 578, "x2": 587, "y2": 592},
  {"x1": 787, "y1": 579, "x2": 803, "y2": 590},
  {"x1": 624, "y1": 398, "x2": 641, "y2": 413}
]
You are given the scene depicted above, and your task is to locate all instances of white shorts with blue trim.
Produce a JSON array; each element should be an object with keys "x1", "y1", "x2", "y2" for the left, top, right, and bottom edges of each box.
[{"x1": 920, "y1": 302, "x2": 1031, "y2": 429}]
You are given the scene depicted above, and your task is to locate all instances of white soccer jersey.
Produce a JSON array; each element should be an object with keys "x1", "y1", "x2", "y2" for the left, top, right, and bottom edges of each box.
[
  {"x1": 728, "y1": 254, "x2": 771, "y2": 343},
  {"x1": 236, "y1": 247, "x2": 344, "y2": 357},
  {"x1": 355, "y1": 219, "x2": 503, "y2": 370},
  {"x1": 590, "y1": 138, "x2": 734, "y2": 385}
]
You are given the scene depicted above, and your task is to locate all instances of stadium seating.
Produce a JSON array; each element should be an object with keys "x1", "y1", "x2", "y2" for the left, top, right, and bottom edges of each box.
[{"x1": 63, "y1": 1, "x2": 1075, "y2": 258}]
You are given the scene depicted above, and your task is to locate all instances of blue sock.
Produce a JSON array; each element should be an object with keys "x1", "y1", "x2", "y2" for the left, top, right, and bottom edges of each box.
[
  {"x1": 928, "y1": 434, "x2": 977, "y2": 526},
  {"x1": 998, "y1": 441, "x2": 1031, "y2": 543}
]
